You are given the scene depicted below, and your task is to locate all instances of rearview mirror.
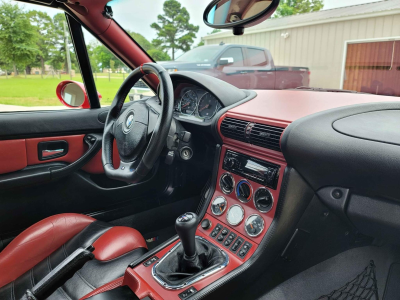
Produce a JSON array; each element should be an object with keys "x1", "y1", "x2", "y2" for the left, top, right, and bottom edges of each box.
[
  {"x1": 204, "y1": 0, "x2": 280, "y2": 35},
  {"x1": 56, "y1": 81, "x2": 101, "y2": 109}
]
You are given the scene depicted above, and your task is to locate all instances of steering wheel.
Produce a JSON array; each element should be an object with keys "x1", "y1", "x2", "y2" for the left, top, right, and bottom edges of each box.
[{"x1": 102, "y1": 63, "x2": 173, "y2": 183}]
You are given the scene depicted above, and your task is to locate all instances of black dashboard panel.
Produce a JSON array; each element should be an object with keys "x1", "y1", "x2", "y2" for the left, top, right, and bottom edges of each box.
[
  {"x1": 281, "y1": 101, "x2": 400, "y2": 202},
  {"x1": 170, "y1": 71, "x2": 247, "y2": 107},
  {"x1": 333, "y1": 110, "x2": 400, "y2": 146},
  {"x1": 173, "y1": 84, "x2": 223, "y2": 123},
  {"x1": 168, "y1": 71, "x2": 251, "y2": 127}
]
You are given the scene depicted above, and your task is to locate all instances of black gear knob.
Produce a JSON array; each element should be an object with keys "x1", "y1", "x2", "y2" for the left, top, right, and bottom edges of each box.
[{"x1": 175, "y1": 212, "x2": 198, "y2": 258}]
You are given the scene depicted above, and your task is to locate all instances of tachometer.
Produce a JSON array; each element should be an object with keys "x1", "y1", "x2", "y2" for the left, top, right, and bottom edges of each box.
[
  {"x1": 198, "y1": 92, "x2": 219, "y2": 119},
  {"x1": 180, "y1": 90, "x2": 198, "y2": 115}
]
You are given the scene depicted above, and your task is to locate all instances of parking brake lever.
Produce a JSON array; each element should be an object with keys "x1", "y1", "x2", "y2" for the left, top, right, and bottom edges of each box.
[{"x1": 20, "y1": 246, "x2": 94, "y2": 300}]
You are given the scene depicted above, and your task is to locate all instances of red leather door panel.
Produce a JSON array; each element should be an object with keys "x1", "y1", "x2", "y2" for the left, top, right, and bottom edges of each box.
[
  {"x1": 0, "y1": 135, "x2": 120, "y2": 176},
  {"x1": 0, "y1": 140, "x2": 27, "y2": 175}
]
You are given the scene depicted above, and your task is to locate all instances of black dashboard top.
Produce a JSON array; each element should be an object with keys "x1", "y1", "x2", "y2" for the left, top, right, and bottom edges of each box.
[
  {"x1": 169, "y1": 71, "x2": 249, "y2": 126},
  {"x1": 281, "y1": 101, "x2": 400, "y2": 201}
]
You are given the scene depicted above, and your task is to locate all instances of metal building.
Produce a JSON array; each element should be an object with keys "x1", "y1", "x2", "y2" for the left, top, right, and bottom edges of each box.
[{"x1": 203, "y1": 0, "x2": 400, "y2": 93}]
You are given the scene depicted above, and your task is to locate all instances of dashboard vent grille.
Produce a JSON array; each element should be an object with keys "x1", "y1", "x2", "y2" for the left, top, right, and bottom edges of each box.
[
  {"x1": 220, "y1": 117, "x2": 284, "y2": 152},
  {"x1": 220, "y1": 118, "x2": 249, "y2": 142},
  {"x1": 249, "y1": 123, "x2": 284, "y2": 152}
]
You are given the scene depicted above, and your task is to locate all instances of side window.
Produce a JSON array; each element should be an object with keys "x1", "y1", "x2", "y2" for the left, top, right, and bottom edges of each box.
[
  {"x1": 247, "y1": 48, "x2": 268, "y2": 66},
  {"x1": 0, "y1": 3, "x2": 81, "y2": 112},
  {"x1": 220, "y1": 48, "x2": 244, "y2": 67},
  {"x1": 84, "y1": 29, "x2": 155, "y2": 106}
]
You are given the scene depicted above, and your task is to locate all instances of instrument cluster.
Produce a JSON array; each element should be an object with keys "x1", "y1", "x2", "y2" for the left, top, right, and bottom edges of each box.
[{"x1": 174, "y1": 87, "x2": 222, "y2": 122}]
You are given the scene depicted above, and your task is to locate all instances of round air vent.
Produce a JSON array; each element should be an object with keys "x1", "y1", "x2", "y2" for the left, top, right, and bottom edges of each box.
[
  {"x1": 236, "y1": 180, "x2": 252, "y2": 203},
  {"x1": 254, "y1": 188, "x2": 273, "y2": 213},
  {"x1": 220, "y1": 173, "x2": 235, "y2": 194}
]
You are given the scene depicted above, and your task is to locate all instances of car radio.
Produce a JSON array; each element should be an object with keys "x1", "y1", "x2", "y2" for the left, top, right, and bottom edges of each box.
[{"x1": 222, "y1": 150, "x2": 280, "y2": 189}]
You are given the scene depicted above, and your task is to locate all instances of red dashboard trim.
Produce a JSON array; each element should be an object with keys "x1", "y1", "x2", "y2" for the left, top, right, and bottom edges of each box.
[
  {"x1": 230, "y1": 90, "x2": 395, "y2": 124},
  {"x1": 80, "y1": 277, "x2": 124, "y2": 300},
  {"x1": 207, "y1": 145, "x2": 286, "y2": 245},
  {"x1": 131, "y1": 228, "x2": 254, "y2": 299}
]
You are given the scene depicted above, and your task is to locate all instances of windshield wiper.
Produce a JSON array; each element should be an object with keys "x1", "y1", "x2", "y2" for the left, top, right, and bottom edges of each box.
[{"x1": 292, "y1": 86, "x2": 365, "y2": 94}]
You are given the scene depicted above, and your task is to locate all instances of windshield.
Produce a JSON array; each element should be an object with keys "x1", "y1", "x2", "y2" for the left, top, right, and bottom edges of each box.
[
  {"x1": 0, "y1": 0, "x2": 399, "y2": 113},
  {"x1": 175, "y1": 47, "x2": 222, "y2": 62},
  {"x1": 111, "y1": 0, "x2": 400, "y2": 97}
]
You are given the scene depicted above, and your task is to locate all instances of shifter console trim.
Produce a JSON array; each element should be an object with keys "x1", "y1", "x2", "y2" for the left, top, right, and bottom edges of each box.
[{"x1": 151, "y1": 236, "x2": 229, "y2": 290}]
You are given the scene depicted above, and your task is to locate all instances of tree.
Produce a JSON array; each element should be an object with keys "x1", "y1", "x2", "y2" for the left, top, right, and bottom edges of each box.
[
  {"x1": 28, "y1": 10, "x2": 56, "y2": 74},
  {"x1": 128, "y1": 31, "x2": 153, "y2": 52},
  {"x1": 0, "y1": 1, "x2": 38, "y2": 76},
  {"x1": 273, "y1": 0, "x2": 324, "y2": 18},
  {"x1": 50, "y1": 13, "x2": 78, "y2": 73},
  {"x1": 197, "y1": 29, "x2": 221, "y2": 47},
  {"x1": 148, "y1": 49, "x2": 171, "y2": 61},
  {"x1": 151, "y1": 0, "x2": 199, "y2": 60},
  {"x1": 127, "y1": 30, "x2": 171, "y2": 61}
]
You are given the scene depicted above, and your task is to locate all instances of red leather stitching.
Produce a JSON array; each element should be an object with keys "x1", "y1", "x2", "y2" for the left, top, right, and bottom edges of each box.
[{"x1": 0, "y1": 214, "x2": 94, "y2": 288}]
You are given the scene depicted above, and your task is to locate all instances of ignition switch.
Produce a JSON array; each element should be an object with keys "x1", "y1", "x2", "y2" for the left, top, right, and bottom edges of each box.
[{"x1": 180, "y1": 147, "x2": 193, "y2": 160}]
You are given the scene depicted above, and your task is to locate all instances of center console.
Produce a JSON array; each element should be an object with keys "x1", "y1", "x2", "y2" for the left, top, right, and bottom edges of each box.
[{"x1": 79, "y1": 143, "x2": 287, "y2": 300}]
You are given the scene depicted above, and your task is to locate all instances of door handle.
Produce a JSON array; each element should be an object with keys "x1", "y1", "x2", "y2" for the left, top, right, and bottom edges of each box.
[
  {"x1": 42, "y1": 149, "x2": 65, "y2": 158},
  {"x1": 38, "y1": 141, "x2": 69, "y2": 161}
]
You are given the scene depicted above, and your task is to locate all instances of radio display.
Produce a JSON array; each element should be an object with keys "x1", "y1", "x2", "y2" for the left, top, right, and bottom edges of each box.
[{"x1": 223, "y1": 150, "x2": 280, "y2": 189}]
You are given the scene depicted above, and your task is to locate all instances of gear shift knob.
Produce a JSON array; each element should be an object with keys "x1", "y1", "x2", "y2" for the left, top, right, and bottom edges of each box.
[{"x1": 175, "y1": 212, "x2": 198, "y2": 258}]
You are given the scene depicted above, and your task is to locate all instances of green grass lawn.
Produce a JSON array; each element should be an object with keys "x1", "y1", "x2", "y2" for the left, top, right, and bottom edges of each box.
[{"x1": 0, "y1": 74, "x2": 130, "y2": 107}]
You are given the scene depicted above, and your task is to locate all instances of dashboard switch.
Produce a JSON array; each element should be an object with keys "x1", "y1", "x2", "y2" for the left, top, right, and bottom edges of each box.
[
  {"x1": 238, "y1": 241, "x2": 252, "y2": 258},
  {"x1": 201, "y1": 219, "x2": 212, "y2": 230},
  {"x1": 179, "y1": 131, "x2": 191, "y2": 143},
  {"x1": 231, "y1": 237, "x2": 244, "y2": 252}
]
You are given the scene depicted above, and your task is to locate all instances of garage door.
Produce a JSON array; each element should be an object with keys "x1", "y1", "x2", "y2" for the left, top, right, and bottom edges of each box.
[{"x1": 343, "y1": 40, "x2": 400, "y2": 97}]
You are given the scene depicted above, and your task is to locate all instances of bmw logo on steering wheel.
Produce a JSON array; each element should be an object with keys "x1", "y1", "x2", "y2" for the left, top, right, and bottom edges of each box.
[{"x1": 126, "y1": 114, "x2": 134, "y2": 129}]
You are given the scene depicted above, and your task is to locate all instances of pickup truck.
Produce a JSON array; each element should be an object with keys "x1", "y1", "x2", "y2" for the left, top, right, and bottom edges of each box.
[{"x1": 156, "y1": 44, "x2": 310, "y2": 90}]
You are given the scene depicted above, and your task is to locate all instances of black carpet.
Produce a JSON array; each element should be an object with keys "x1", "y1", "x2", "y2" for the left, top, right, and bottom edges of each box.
[{"x1": 258, "y1": 245, "x2": 400, "y2": 300}]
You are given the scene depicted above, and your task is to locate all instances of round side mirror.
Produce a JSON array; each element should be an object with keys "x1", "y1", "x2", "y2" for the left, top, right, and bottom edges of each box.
[
  {"x1": 56, "y1": 81, "x2": 90, "y2": 109},
  {"x1": 204, "y1": 0, "x2": 280, "y2": 35}
]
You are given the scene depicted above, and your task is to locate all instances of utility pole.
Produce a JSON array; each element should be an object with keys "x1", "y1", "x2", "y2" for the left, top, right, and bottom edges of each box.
[{"x1": 63, "y1": 21, "x2": 72, "y2": 78}]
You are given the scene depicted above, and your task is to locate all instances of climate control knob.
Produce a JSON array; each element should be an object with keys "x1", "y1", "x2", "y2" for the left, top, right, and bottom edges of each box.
[
  {"x1": 220, "y1": 173, "x2": 234, "y2": 194},
  {"x1": 236, "y1": 180, "x2": 252, "y2": 203},
  {"x1": 254, "y1": 188, "x2": 273, "y2": 213}
]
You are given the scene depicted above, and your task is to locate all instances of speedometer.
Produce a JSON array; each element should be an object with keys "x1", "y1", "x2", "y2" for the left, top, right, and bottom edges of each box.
[
  {"x1": 180, "y1": 90, "x2": 198, "y2": 115},
  {"x1": 198, "y1": 92, "x2": 218, "y2": 119}
]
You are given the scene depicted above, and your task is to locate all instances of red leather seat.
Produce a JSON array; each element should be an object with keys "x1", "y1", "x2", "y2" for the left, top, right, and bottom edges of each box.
[{"x1": 0, "y1": 213, "x2": 148, "y2": 300}]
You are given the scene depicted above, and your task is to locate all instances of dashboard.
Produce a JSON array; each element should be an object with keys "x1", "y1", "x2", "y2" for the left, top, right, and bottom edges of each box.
[{"x1": 173, "y1": 84, "x2": 223, "y2": 123}]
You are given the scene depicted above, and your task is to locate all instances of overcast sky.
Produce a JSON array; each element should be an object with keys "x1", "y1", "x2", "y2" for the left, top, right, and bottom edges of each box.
[{"x1": 18, "y1": 0, "x2": 384, "y2": 56}]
